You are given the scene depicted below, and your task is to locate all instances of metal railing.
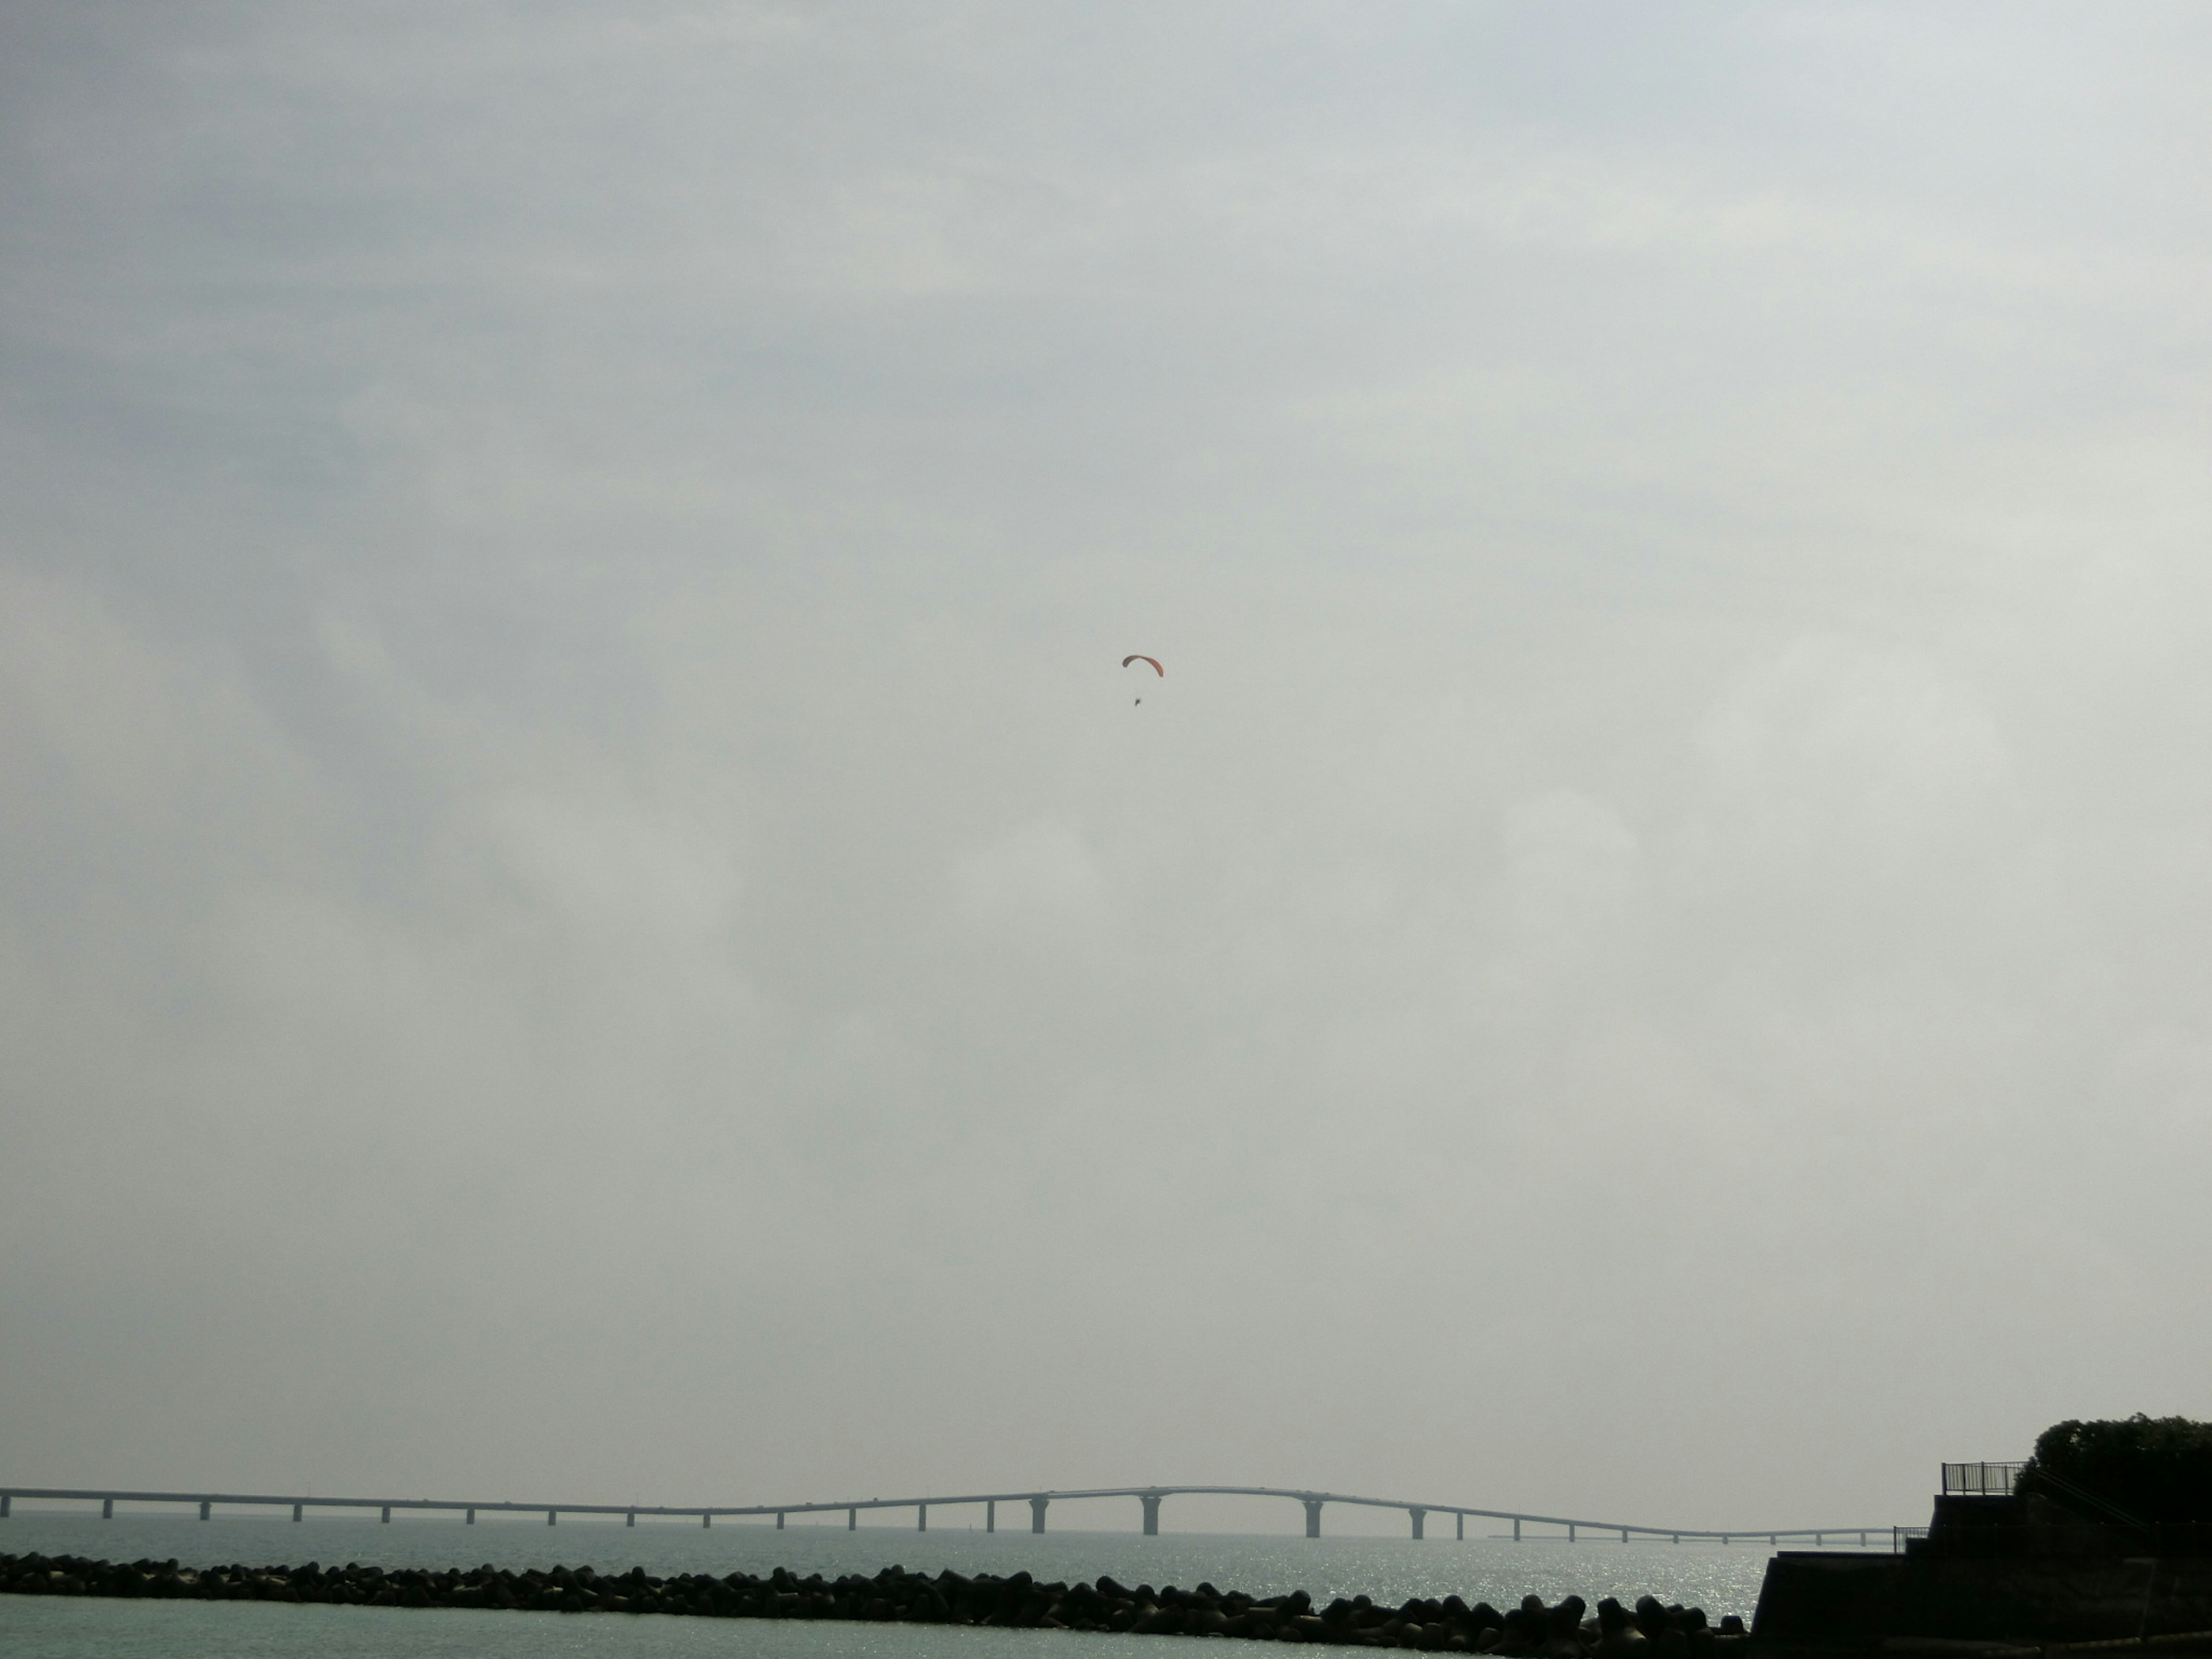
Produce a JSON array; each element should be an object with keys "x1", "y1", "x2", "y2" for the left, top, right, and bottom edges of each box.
[
  {"x1": 1942, "y1": 1461, "x2": 2025, "y2": 1496},
  {"x1": 2025, "y1": 1467, "x2": 2153, "y2": 1539}
]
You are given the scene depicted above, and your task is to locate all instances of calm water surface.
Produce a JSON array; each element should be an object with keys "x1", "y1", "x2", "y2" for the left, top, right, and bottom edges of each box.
[{"x1": 0, "y1": 1511, "x2": 1807, "y2": 1658}]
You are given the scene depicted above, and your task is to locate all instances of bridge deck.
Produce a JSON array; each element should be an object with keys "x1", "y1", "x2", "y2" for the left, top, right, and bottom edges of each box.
[{"x1": 0, "y1": 1483, "x2": 1891, "y2": 1543}]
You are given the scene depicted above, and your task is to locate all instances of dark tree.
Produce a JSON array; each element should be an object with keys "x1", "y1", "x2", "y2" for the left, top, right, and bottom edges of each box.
[{"x1": 2023, "y1": 1415, "x2": 2212, "y2": 1524}]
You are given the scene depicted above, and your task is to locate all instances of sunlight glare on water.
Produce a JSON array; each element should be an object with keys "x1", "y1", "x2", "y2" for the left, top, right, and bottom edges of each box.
[{"x1": 1, "y1": 1595, "x2": 1153, "y2": 1659}]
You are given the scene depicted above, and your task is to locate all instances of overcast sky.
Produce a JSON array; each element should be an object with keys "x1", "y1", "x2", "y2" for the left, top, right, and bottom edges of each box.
[{"x1": 3, "y1": 1, "x2": 2211, "y2": 1536}]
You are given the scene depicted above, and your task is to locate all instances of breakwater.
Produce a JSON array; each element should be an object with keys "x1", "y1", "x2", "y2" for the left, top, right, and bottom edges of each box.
[{"x1": 2, "y1": 1550, "x2": 1749, "y2": 1649}]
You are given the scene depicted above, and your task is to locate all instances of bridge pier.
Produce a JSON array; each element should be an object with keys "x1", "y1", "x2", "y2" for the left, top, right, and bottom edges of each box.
[{"x1": 0, "y1": 1482, "x2": 1874, "y2": 1558}]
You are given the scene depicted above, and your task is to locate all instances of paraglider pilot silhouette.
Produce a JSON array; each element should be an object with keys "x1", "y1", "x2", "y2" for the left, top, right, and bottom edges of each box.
[{"x1": 1124, "y1": 654, "x2": 1162, "y2": 704}]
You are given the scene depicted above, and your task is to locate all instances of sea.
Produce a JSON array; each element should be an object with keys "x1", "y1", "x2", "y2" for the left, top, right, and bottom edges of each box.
[{"x1": 0, "y1": 1509, "x2": 1806, "y2": 1658}]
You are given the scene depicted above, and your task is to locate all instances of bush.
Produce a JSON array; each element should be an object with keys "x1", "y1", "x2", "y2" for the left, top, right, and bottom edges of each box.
[{"x1": 2024, "y1": 1416, "x2": 2212, "y2": 1522}]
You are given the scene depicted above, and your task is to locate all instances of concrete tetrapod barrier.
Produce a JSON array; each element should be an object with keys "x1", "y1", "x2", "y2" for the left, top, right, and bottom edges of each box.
[{"x1": 0, "y1": 1552, "x2": 1754, "y2": 1650}]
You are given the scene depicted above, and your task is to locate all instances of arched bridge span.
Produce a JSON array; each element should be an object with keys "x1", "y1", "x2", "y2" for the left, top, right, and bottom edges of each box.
[{"x1": 0, "y1": 1483, "x2": 1891, "y2": 1547}]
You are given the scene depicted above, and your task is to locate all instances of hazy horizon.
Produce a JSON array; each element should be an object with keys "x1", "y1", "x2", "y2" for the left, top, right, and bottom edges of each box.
[{"x1": 4, "y1": 2, "x2": 2211, "y2": 1537}]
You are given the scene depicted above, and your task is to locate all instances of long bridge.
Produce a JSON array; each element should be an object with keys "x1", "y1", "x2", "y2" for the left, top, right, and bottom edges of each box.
[{"x1": 0, "y1": 1483, "x2": 1892, "y2": 1547}]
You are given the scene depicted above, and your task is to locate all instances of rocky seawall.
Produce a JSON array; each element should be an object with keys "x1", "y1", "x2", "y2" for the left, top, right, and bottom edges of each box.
[{"x1": 1, "y1": 1551, "x2": 1749, "y2": 1650}]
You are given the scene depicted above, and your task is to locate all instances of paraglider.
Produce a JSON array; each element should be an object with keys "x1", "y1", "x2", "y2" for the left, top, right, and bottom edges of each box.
[{"x1": 1123, "y1": 654, "x2": 1161, "y2": 704}]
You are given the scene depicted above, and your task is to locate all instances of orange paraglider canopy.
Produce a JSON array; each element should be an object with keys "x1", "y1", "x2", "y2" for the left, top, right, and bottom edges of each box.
[{"x1": 1122, "y1": 654, "x2": 1164, "y2": 676}]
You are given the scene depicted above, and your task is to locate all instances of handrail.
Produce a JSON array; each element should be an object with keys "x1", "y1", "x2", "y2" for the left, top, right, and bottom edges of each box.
[{"x1": 2018, "y1": 1468, "x2": 2154, "y2": 1540}]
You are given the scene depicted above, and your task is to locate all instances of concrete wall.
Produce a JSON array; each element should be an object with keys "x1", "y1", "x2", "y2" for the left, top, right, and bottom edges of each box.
[{"x1": 1752, "y1": 1551, "x2": 2212, "y2": 1649}]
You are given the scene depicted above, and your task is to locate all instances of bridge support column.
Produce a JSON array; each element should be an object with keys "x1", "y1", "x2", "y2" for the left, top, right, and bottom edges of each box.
[
  {"x1": 1410, "y1": 1508, "x2": 1426, "y2": 1540},
  {"x1": 703, "y1": 1513, "x2": 712, "y2": 1529},
  {"x1": 1513, "y1": 1517, "x2": 1521, "y2": 1542},
  {"x1": 1814, "y1": 1533, "x2": 1822, "y2": 1547},
  {"x1": 1030, "y1": 1497, "x2": 1048, "y2": 1534},
  {"x1": 627, "y1": 1511, "x2": 635, "y2": 1527},
  {"x1": 1141, "y1": 1495, "x2": 1162, "y2": 1536},
  {"x1": 103, "y1": 1499, "x2": 113, "y2": 1520},
  {"x1": 548, "y1": 1510, "x2": 557, "y2": 1526},
  {"x1": 1859, "y1": 1532, "x2": 1868, "y2": 1547},
  {"x1": 1622, "y1": 1530, "x2": 1629, "y2": 1543},
  {"x1": 987, "y1": 1501, "x2": 995, "y2": 1533},
  {"x1": 381, "y1": 1506, "x2": 391, "y2": 1524},
  {"x1": 467, "y1": 1510, "x2": 475, "y2": 1525},
  {"x1": 1456, "y1": 1514, "x2": 1464, "y2": 1541},
  {"x1": 293, "y1": 1505, "x2": 303, "y2": 1523},
  {"x1": 1768, "y1": 1535, "x2": 1777, "y2": 1546},
  {"x1": 1569, "y1": 1523, "x2": 1577, "y2": 1543},
  {"x1": 199, "y1": 1501, "x2": 211, "y2": 1521},
  {"x1": 847, "y1": 1508, "x2": 857, "y2": 1531},
  {"x1": 918, "y1": 1504, "x2": 927, "y2": 1532},
  {"x1": 775, "y1": 1512, "x2": 785, "y2": 1530},
  {"x1": 2, "y1": 1495, "x2": 10, "y2": 1518},
  {"x1": 1304, "y1": 1499, "x2": 1323, "y2": 1538}
]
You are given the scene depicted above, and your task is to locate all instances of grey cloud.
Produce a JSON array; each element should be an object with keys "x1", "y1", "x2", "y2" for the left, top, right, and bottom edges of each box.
[{"x1": 3, "y1": 1, "x2": 2211, "y2": 1532}]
